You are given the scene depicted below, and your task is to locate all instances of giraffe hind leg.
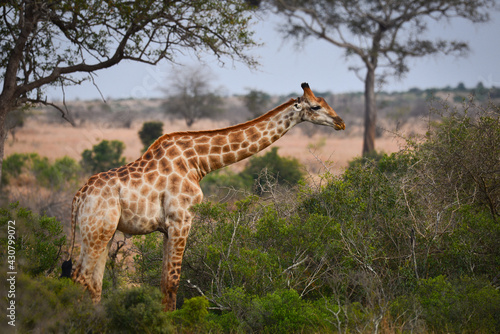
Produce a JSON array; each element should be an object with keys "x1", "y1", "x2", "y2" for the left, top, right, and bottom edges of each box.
[
  {"x1": 90, "y1": 236, "x2": 115, "y2": 300},
  {"x1": 73, "y1": 215, "x2": 118, "y2": 303},
  {"x1": 161, "y1": 223, "x2": 191, "y2": 311}
]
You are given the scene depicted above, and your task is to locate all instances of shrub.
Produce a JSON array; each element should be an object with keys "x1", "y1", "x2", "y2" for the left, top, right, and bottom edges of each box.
[
  {"x1": 240, "y1": 147, "x2": 304, "y2": 194},
  {"x1": 0, "y1": 274, "x2": 104, "y2": 333},
  {"x1": 1, "y1": 152, "x2": 31, "y2": 185},
  {"x1": 0, "y1": 202, "x2": 66, "y2": 276},
  {"x1": 104, "y1": 285, "x2": 173, "y2": 333},
  {"x1": 200, "y1": 168, "x2": 251, "y2": 200},
  {"x1": 211, "y1": 289, "x2": 328, "y2": 333},
  {"x1": 80, "y1": 139, "x2": 127, "y2": 174},
  {"x1": 130, "y1": 233, "x2": 163, "y2": 287},
  {"x1": 169, "y1": 296, "x2": 217, "y2": 332},
  {"x1": 419, "y1": 99, "x2": 500, "y2": 219},
  {"x1": 417, "y1": 275, "x2": 500, "y2": 333},
  {"x1": 139, "y1": 121, "x2": 164, "y2": 152},
  {"x1": 2, "y1": 153, "x2": 80, "y2": 188}
]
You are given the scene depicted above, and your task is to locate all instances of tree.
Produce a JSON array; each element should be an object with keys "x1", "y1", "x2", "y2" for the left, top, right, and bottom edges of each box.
[
  {"x1": 80, "y1": 140, "x2": 127, "y2": 174},
  {"x1": 0, "y1": 0, "x2": 258, "y2": 185},
  {"x1": 243, "y1": 89, "x2": 272, "y2": 119},
  {"x1": 139, "y1": 121, "x2": 164, "y2": 153},
  {"x1": 164, "y1": 66, "x2": 224, "y2": 127},
  {"x1": 268, "y1": 0, "x2": 493, "y2": 155}
]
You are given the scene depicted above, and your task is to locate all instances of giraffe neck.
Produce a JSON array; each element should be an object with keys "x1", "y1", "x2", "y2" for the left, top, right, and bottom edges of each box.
[
  {"x1": 148, "y1": 98, "x2": 302, "y2": 180},
  {"x1": 200, "y1": 98, "x2": 301, "y2": 173}
]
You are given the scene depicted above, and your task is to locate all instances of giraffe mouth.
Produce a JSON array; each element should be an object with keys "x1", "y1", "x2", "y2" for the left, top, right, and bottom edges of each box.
[{"x1": 332, "y1": 116, "x2": 345, "y2": 131}]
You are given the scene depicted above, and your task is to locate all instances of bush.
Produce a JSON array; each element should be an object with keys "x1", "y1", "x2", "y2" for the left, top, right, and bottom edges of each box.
[
  {"x1": 139, "y1": 121, "x2": 164, "y2": 152},
  {"x1": 2, "y1": 153, "x2": 80, "y2": 188},
  {"x1": 105, "y1": 285, "x2": 173, "y2": 333},
  {"x1": 0, "y1": 274, "x2": 104, "y2": 333},
  {"x1": 417, "y1": 275, "x2": 500, "y2": 333},
  {"x1": 169, "y1": 296, "x2": 216, "y2": 332},
  {"x1": 200, "y1": 168, "x2": 251, "y2": 200},
  {"x1": 240, "y1": 147, "x2": 304, "y2": 194},
  {"x1": 131, "y1": 233, "x2": 163, "y2": 287},
  {"x1": 80, "y1": 139, "x2": 127, "y2": 174},
  {"x1": 0, "y1": 202, "x2": 66, "y2": 276},
  {"x1": 1, "y1": 152, "x2": 31, "y2": 185}
]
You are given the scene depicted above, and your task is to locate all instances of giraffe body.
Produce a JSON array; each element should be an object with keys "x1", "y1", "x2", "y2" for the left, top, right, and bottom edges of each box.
[{"x1": 70, "y1": 83, "x2": 345, "y2": 311}]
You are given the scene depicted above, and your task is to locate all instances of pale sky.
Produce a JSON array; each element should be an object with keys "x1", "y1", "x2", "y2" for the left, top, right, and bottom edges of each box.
[{"x1": 47, "y1": 9, "x2": 500, "y2": 101}]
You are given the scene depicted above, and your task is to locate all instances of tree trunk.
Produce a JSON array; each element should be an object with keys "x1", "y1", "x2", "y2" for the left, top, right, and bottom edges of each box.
[
  {"x1": 0, "y1": 106, "x2": 9, "y2": 188},
  {"x1": 363, "y1": 66, "x2": 377, "y2": 155}
]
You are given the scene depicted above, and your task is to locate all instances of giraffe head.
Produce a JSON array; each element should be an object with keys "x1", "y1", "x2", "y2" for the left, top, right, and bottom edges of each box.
[{"x1": 296, "y1": 82, "x2": 345, "y2": 130}]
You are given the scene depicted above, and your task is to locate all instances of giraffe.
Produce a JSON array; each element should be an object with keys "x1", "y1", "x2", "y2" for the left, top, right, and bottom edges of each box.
[{"x1": 68, "y1": 82, "x2": 345, "y2": 311}]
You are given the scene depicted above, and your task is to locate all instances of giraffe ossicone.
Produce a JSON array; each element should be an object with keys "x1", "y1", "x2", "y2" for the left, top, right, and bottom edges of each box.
[{"x1": 68, "y1": 82, "x2": 345, "y2": 311}]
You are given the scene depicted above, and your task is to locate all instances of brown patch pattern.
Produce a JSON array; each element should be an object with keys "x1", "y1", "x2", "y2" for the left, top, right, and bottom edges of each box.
[{"x1": 69, "y1": 86, "x2": 344, "y2": 313}]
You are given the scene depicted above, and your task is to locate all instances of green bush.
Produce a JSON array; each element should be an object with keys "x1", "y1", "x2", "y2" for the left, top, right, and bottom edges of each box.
[
  {"x1": 131, "y1": 233, "x2": 163, "y2": 287},
  {"x1": 419, "y1": 99, "x2": 500, "y2": 219},
  {"x1": 2, "y1": 153, "x2": 80, "y2": 188},
  {"x1": 1, "y1": 152, "x2": 31, "y2": 184},
  {"x1": 209, "y1": 289, "x2": 330, "y2": 333},
  {"x1": 169, "y1": 296, "x2": 217, "y2": 332},
  {"x1": 0, "y1": 202, "x2": 66, "y2": 276},
  {"x1": 0, "y1": 274, "x2": 104, "y2": 333},
  {"x1": 80, "y1": 139, "x2": 127, "y2": 174},
  {"x1": 139, "y1": 121, "x2": 164, "y2": 152},
  {"x1": 240, "y1": 147, "x2": 304, "y2": 194},
  {"x1": 104, "y1": 285, "x2": 173, "y2": 333},
  {"x1": 417, "y1": 275, "x2": 500, "y2": 333}
]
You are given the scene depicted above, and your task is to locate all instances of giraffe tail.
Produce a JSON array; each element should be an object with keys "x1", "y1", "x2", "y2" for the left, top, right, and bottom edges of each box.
[{"x1": 61, "y1": 194, "x2": 80, "y2": 278}]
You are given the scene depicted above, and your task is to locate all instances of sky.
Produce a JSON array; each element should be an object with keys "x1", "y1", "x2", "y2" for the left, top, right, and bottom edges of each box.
[{"x1": 47, "y1": 9, "x2": 500, "y2": 101}]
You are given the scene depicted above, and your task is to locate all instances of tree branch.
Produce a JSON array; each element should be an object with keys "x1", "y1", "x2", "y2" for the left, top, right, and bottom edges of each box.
[{"x1": 25, "y1": 98, "x2": 75, "y2": 126}]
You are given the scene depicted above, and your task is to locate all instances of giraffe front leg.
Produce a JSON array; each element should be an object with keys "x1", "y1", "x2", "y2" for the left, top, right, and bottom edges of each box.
[{"x1": 161, "y1": 220, "x2": 191, "y2": 311}]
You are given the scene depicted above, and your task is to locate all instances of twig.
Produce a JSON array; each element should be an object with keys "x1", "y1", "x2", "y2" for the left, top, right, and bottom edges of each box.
[
  {"x1": 26, "y1": 98, "x2": 75, "y2": 126},
  {"x1": 185, "y1": 279, "x2": 230, "y2": 311}
]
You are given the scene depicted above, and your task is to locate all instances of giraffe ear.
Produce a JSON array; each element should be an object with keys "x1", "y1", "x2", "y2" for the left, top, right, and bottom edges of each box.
[{"x1": 293, "y1": 103, "x2": 302, "y2": 111}]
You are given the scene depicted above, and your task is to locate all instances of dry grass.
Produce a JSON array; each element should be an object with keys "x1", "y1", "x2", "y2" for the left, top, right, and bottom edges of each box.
[{"x1": 5, "y1": 116, "x2": 423, "y2": 175}]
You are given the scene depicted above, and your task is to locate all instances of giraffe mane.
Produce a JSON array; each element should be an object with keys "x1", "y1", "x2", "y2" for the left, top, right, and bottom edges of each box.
[{"x1": 148, "y1": 98, "x2": 297, "y2": 151}]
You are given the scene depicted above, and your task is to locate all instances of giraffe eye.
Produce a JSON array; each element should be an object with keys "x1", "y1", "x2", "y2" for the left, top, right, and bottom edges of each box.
[{"x1": 311, "y1": 105, "x2": 322, "y2": 111}]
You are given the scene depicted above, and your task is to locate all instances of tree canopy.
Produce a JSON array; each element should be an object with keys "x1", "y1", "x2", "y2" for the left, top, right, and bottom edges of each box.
[
  {"x1": 268, "y1": 0, "x2": 494, "y2": 154},
  {"x1": 0, "y1": 0, "x2": 257, "y2": 108},
  {"x1": 0, "y1": 0, "x2": 258, "y2": 184}
]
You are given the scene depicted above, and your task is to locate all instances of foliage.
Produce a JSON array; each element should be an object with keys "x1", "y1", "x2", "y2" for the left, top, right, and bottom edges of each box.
[
  {"x1": 391, "y1": 275, "x2": 500, "y2": 333},
  {"x1": 169, "y1": 296, "x2": 218, "y2": 332},
  {"x1": 240, "y1": 147, "x2": 304, "y2": 194},
  {"x1": 3, "y1": 99, "x2": 500, "y2": 333},
  {"x1": 200, "y1": 168, "x2": 252, "y2": 200},
  {"x1": 0, "y1": 274, "x2": 104, "y2": 334},
  {"x1": 269, "y1": 0, "x2": 494, "y2": 154},
  {"x1": 419, "y1": 98, "x2": 500, "y2": 219},
  {"x1": 0, "y1": 0, "x2": 257, "y2": 104},
  {"x1": 2, "y1": 153, "x2": 81, "y2": 188},
  {"x1": 0, "y1": 0, "x2": 258, "y2": 189},
  {"x1": 104, "y1": 285, "x2": 173, "y2": 333},
  {"x1": 199, "y1": 148, "x2": 305, "y2": 198},
  {"x1": 80, "y1": 139, "x2": 127, "y2": 174},
  {"x1": 131, "y1": 233, "x2": 163, "y2": 287},
  {"x1": 417, "y1": 275, "x2": 500, "y2": 333},
  {"x1": 139, "y1": 121, "x2": 164, "y2": 153},
  {"x1": 0, "y1": 202, "x2": 66, "y2": 276}
]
